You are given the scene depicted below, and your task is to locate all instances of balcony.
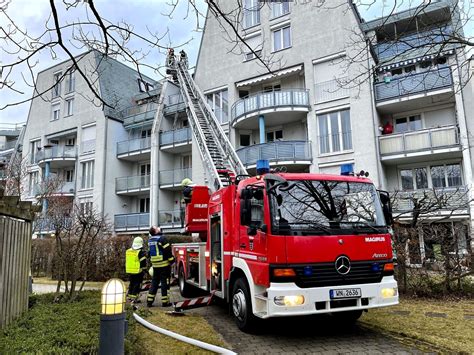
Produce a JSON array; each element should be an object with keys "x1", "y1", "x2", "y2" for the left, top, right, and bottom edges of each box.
[
  {"x1": 159, "y1": 127, "x2": 192, "y2": 152},
  {"x1": 314, "y1": 78, "x2": 350, "y2": 104},
  {"x1": 120, "y1": 102, "x2": 158, "y2": 128},
  {"x1": 374, "y1": 67, "x2": 453, "y2": 105},
  {"x1": 116, "y1": 175, "x2": 150, "y2": 195},
  {"x1": 375, "y1": 26, "x2": 452, "y2": 62},
  {"x1": 163, "y1": 94, "x2": 186, "y2": 115},
  {"x1": 35, "y1": 145, "x2": 77, "y2": 168},
  {"x1": 117, "y1": 137, "x2": 151, "y2": 160},
  {"x1": 33, "y1": 181, "x2": 76, "y2": 196},
  {"x1": 379, "y1": 125, "x2": 460, "y2": 163},
  {"x1": 34, "y1": 217, "x2": 73, "y2": 233},
  {"x1": 159, "y1": 210, "x2": 183, "y2": 230},
  {"x1": 0, "y1": 140, "x2": 17, "y2": 151},
  {"x1": 159, "y1": 168, "x2": 192, "y2": 189},
  {"x1": 231, "y1": 89, "x2": 310, "y2": 129},
  {"x1": 80, "y1": 139, "x2": 95, "y2": 155},
  {"x1": 392, "y1": 186, "x2": 469, "y2": 216},
  {"x1": 114, "y1": 212, "x2": 150, "y2": 232},
  {"x1": 236, "y1": 140, "x2": 312, "y2": 169}
]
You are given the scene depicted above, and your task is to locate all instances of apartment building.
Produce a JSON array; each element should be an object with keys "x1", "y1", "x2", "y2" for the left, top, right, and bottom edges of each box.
[
  {"x1": 0, "y1": 123, "x2": 24, "y2": 182},
  {"x1": 162, "y1": 0, "x2": 472, "y2": 263},
  {"x1": 20, "y1": 50, "x2": 161, "y2": 235}
]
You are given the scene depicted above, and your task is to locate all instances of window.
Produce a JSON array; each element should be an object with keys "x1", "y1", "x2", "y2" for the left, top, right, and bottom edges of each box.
[
  {"x1": 273, "y1": 26, "x2": 291, "y2": 52},
  {"x1": 266, "y1": 130, "x2": 283, "y2": 142},
  {"x1": 240, "y1": 134, "x2": 250, "y2": 147},
  {"x1": 30, "y1": 140, "x2": 41, "y2": 164},
  {"x1": 206, "y1": 89, "x2": 228, "y2": 124},
  {"x1": 395, "y1": 115, "x2": 421, "y2": 133},
  {"x1": 318, "y1": 109, "x2": 352, "y2": 154},
  {"x1": 243, "y1": 34, "x2": 263, "y2": 61},
  {"x1": 65, "y1": 70, "x2": 75, "y2": 93},
  {"x1": 29, "y1": 171, "x2": 39, "y2": 195},
  {"x1": 141, "y1": 129, "x2": 152, "y2": 138},
  {"x1": 181, "y1": 155, "x2": 192, "y2": 169},
  {"x1": 66, "y1": 98, "x2": 74, "y2": 116},
  {"x1": 139, "y1": 198, "x2": 150, "y2": 213},
  {"x1": 400, "y1": 163, "x2": 462, "y2": 191},
  {"x1": 52, "y1": 72, "x2": 62, "y2": 98},
  {"x1": 80, "y1": 201, "x2": 93, "y2": 214},
  {"x1": 140, "y1": 163, "x2": 151, "y2": 176},
  {"x1": 272, "y1": 1, "x2": 290, "y2": 18},
  {"x1": 181, "y1": 119, "x2": 189, "y2": 128},
  {"x1": 263, "y1": 84, "x2": 281, "y2": 92},
  {"x1": 81, "y1": 160, "x2": 94, "y2": 189},
  {"x1": 65, "y1": 169, "x2": 74, "y2": 182},
  {"x1": 66, "y1": 138, "x2": 76, "y2": 146},
  {"x1": 243, "y1": 0, "x2": 260, "y2": 29},
  {"x1": 52, "y1": 103, "x2": 60, "y2": 121}
]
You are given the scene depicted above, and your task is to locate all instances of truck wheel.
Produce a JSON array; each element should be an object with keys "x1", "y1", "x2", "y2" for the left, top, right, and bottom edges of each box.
[
  {"x1": 178, "y1": 265, "x2": 195, "y2": 298},
  {"x1": 331, "y1": 310, "x2": 363, "y2": 324},
  {"x1": 232, "y1": 278, "x2": 258, "y2": 333}
]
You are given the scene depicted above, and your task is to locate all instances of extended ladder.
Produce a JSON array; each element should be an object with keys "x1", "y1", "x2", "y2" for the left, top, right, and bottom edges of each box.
[{"x1": 173, "y1": 58, "x2": 247, "y2": 191}]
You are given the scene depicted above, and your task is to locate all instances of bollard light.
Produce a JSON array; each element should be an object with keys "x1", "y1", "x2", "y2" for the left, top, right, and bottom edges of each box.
[
  {"x1": 101, "y1": 278, "x2": 126, "y2": 315},
  {"x1": 99, "y1": 278, "x2": 126, "y2": 355}
]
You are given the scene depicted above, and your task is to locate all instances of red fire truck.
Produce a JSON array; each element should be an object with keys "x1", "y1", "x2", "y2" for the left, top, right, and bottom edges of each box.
[
  {"x1": 173, "y1": 170, "x2": 398, "y2": 332},
  {"x1": 169, "y1": 59, "x2": 398, "y2": 332}
]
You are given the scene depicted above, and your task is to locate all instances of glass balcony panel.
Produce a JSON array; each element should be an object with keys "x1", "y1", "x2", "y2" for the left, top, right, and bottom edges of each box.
[
  {"x1": 379, "y1": 135, "x2": 404, "y2": 155},
  {"x1": 431, "y1": 127, "x2": 457, "y2": 147},
  {"x1": 114, "y1": 213, "x2": 150, "y2": 230},
  {"x1": 159, "y1": 210, "x2": 182, "y2": 226},
  {"x1": 115, "y1": 175, "x2": 150, "y2": 192},
  {"x1": 237, "y1": 140, "x2": 311, "y2": 166},
  {"x1": 405, "y1": 131, "x2": 430, "y2": 151},
  {"x1": 117, "y1": 137, "x2": 151, "y2": 155},
  {"x1": 159, "y1": 168, "x2": 192, "y2": 186}
]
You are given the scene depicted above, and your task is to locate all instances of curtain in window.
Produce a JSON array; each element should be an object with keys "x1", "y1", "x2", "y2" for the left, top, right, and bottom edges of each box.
[
  {"x1": 318, "y1": 116, "x2": 329, "y2": 154},
  {"x1": 341, "y1": 109, "x2": 352, "y2": 150},
  {"x1": 330, "y1": 112, "x2": 340, "y2": 152}
]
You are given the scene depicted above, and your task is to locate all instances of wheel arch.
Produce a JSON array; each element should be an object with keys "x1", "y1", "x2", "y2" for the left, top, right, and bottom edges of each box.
[{"x1": 228, "y1": 257, "x2": 256, "y2": 310}]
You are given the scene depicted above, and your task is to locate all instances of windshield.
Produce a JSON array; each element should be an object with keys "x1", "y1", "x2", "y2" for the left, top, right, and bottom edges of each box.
[{"x1": 268, "y1": 179, "x2": 387, "y2": 235}]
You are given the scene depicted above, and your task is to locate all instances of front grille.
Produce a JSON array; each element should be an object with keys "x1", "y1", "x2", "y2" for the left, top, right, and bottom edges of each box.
[{"x1": 291, "y1": 260, "x2": 387, "y2": 288}]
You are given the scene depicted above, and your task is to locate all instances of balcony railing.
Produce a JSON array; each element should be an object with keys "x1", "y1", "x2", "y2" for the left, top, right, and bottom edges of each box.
[
  {"x1": 159, "y1": 210, "x2": 183, "y2": 228},
  {"x1": 35, "y1": 145, "x2": 77, "y2": 163},
  {"x1": 375, "y1": 26, "x2": 452, "y2": 61},
  {"x1": 117, "y1": 137, "x2": 151, "y2": 155},
  {"x1": 160, "y1": 128, "x2": 192, "y2": 147},
  {"x1": 116, "y1": 175, "x2": 150, "y2": 193},
  {"x1": 236, "y1": 140, "x2": 312, "y2": 166},
  {"x1": 231, "y1": 89, "x2": 310, "y2": 124},
  {"x1": 120, "y1": 102, "x2": 158, "y2": 126},
  {"x1": 0, "y1": 140, "x2": 18, "y2": 151},
  {"x1": 374, "y1": 67, "x2": 453, "y2": 102},
  {"x1": 34, "y1": 217, "x2": 73, "y2": 232},
  {"x1": 159, "y1": 168, "x2": 192, "y2": 187},
  {"x1": 32, "y1": 181, "x2": 76, "y2": 196},
  {"x1": 314, "y1": 78, "x2": 350, "y2": 103},
  {"x1": 379, "y1": 125, "x2": 459, "y2": 156},
  {"x1": 392, "y1": 186, "x2": 469, "y2": 213},
  {"x1": 164, "y1": 94, "x2": 186, "y2": 115},
  {"x1": 80, "y1": 139, "x2": 96, "y2": 155},
  {"x1": 114, "y1": 213, "x2": 150, "y2": 231}
]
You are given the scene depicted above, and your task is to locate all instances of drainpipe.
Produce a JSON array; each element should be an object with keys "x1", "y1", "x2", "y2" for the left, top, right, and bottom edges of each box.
[
  {"x1": 101, "y1": 118, "x2": 108, "y2": 216},
  {"x1": 259, "y1": 115, "x2": 265, "y2": 144},
  {"x1": 42, "y1": 161, "x2": 50, "y2": 213}
]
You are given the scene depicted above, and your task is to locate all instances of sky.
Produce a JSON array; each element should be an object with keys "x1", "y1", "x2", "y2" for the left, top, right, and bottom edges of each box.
[{"x1": 0, "y1": 0, "x2": 472, "y2": 126}]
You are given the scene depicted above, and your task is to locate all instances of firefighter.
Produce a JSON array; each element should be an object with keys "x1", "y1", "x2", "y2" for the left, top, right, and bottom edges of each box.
[
  {"x1": 126, "y1": 236, "x2": 147, "y2": 303},
  {"x1": 181, "y1": 178, "x2": 195, "y2": 204},
  {"x1": 147, "y1": 226, "x2": 175, "y2": 307}
]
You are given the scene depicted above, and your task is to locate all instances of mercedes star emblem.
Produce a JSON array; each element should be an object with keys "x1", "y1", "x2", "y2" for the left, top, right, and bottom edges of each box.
[{"x1": 335, "y1": 255, "x2": 351, "y2": 275}]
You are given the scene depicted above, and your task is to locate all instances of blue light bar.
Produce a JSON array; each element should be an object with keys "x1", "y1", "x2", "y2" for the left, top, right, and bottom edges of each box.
[
  {"x1": 341, "y1": 163, "x2": 354, "y2": 176},
  {"x1": 256, "y1": 159, "x2": 270, "y2": 175}
]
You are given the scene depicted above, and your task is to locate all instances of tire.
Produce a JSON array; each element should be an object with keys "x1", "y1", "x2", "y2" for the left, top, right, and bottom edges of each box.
[
  {"x1": 331, "y1": 310, "x2": 363, "y2": 324},
  {"x1": 231, "y1": 278, "x2": 259, "y2": 333},
  {"x1": 178, "y1": 264, "x2": 196, "y2": 298}
]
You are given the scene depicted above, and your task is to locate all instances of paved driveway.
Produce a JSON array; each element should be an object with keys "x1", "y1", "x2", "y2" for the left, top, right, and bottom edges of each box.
[{"x1": 166, "y1": 287, "x2": 421, "y2": 354}]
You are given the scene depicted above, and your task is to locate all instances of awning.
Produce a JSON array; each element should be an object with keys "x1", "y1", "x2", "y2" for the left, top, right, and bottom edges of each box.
[
  {"x1": 46, "y1": 128, "x2": 77, "y2": 139},
  {"x1": 236, "y1": 64, "x2": 303, "y2": 88},
  {"x1": 378, "y1": 50, "x2": 454, "y2": 72}
]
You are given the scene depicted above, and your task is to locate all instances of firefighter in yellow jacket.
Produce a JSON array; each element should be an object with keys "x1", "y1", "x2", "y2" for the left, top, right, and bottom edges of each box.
[
  {"x1": 147, "y1": 226, "x2": 175, "y2": 307},
  {"x1": 126, "y1": 237, "x2": 147, "y2": 303}
]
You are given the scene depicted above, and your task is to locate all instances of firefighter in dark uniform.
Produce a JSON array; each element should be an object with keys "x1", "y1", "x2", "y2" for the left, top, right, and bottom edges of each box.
[
  {"x1": 126, "y1": 237, "x2": 147, "y2": 303},
  {"x1": 147, "y1": 226, "x2": 175, "y2": 307}
]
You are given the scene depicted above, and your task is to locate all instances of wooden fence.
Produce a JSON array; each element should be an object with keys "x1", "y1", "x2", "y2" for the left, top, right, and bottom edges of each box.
[{"x1": 0, "y1": 191, "x2": 39, "y2": 329}]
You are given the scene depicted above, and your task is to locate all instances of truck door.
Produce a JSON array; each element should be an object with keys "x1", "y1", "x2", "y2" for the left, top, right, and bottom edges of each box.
[{"x1": 210, "y1": 213, "x2": 223, "y2": 294}]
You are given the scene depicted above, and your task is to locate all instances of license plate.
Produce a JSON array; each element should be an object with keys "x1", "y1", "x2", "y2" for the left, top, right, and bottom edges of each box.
[{"x1": 330, "y1": 288, "x2": 361, "y2": 299}]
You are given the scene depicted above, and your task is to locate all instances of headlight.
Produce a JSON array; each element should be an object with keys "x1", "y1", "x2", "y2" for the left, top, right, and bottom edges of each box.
[
  {"x1": 381, "y1": 287, "x2": 398, "y2": 298},
  {"x1": 274, "y1": 295, "x2": 305, "y2": 306}
]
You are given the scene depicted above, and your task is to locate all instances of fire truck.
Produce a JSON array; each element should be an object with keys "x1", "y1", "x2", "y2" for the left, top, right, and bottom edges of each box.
[{"x1": 168, "y1": 58, "x2": 398, "y2": 332}]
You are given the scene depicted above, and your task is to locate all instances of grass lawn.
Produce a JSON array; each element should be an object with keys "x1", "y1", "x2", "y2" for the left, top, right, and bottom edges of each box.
[
  {"x1": 132, "y1": 307, "x2": 230, "y2": 354},
  {"x1": 359, "y1": 297, "x2": 474, "y2": 353}
]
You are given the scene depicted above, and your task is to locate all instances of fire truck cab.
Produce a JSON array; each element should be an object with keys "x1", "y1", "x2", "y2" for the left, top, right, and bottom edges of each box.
[{"x1": 173, "y1": 170, "x2": 398, "y2": 332}]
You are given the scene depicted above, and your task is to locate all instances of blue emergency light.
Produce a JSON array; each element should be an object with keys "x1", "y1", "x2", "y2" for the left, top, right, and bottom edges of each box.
[
  {"x1": 256, "y1": 159, "x2": 270, "y2": 175},
  {"x1": 340, "y1": 163, "x2": 354, "y2": 176}
]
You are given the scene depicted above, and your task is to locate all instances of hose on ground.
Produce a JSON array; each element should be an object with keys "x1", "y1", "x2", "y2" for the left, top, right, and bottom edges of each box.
[{"x1": 133, "y1": 312, "x2": 237, "y2": 355}]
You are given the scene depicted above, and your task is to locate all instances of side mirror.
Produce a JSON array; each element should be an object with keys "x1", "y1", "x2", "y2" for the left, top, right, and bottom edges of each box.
[
  {"x1": 259, "y1": 224, "x2": 267, "y2": 233},
  {"x1": 378, "y1": 190, "x2": 393, "y2": 226}
]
